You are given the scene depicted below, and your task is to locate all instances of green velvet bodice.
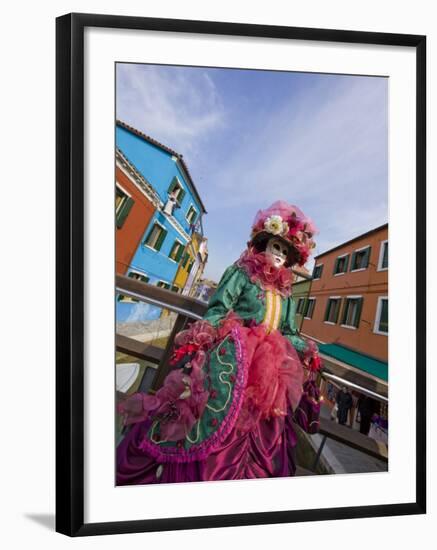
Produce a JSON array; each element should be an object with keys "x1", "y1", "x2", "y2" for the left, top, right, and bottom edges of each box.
[{"x1": 203, "y1": 264, "x2": 308, "y2": 354}]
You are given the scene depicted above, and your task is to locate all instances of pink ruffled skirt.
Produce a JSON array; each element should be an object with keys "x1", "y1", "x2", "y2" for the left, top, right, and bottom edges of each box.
[{"x1": 116, "y1": 323, "x2": 304, "y2": 484}]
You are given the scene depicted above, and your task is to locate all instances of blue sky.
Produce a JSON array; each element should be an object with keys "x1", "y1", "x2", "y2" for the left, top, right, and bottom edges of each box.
[{"x1": 117, "y1": 63, "x2": 388, "y2": 282}]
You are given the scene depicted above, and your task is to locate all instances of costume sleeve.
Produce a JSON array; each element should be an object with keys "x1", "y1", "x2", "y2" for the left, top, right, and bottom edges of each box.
[
  {"x1": 282, "y1": 296, "x2": 322, "y2": 434},
  {"x1": 293, "y1": 379, "x2": 321, "y2": 434},
  {"x1": 281, "y1": 297, "x2": 309, "y2": 354},
  {"x1": 203, "y1": 265, "x2": 247, "y2": 327}
]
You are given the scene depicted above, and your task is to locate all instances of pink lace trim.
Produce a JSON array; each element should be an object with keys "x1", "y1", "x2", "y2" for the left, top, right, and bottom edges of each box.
[
  {"x1": 138, "y1": 325, "x2": 249, "y2": 463},
  {"x1": 236, "y1": 248, "x2": 293, "y2": 297}
]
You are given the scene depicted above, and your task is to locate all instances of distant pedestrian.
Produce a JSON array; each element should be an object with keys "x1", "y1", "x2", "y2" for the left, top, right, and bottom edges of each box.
[
  {"x1": 336, "y1": 386, "x2": 353, "y2": 425},
  {"x1": 358, "y1": 396, "x2": 378, "y2": 435}
]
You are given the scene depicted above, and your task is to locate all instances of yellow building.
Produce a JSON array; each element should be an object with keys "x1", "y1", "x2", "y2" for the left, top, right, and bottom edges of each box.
[{"x1": 173, "y1": 232, "x2": 207, "y2": 294}]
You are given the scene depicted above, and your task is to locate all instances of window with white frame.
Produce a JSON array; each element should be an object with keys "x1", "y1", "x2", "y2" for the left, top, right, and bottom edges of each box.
[
  {"x1": 169, "y1": 240, "x2": 184, "y2": 262},
  {"x1": 116, "y1": 184, "x2": 134, "y2": 229},
  {"x1": 296, "y1": 297, "x2": 306, "y2": 314},
  {"x1": 167, "y1": 176, "x2": 186, "y2": 204},
  {"x1": 350, "y1": 246, "x2": 371, "y2": 271},
  {"x1": 324, "y1": 297, "x2": 341, "y2": 324},
  {"x1": 333, "y1": 254, "x2": 349, "y2": 275},
  {"x1": 186, "y1": 205, "x2": 198, "y2": 225},
  {"x1": 157, "y1": 281, "x2": 171, "y2": 290},
  {"x1": 144, "y1": 222, "x2": 167, "y2": 251},
  {"x1": 341, "y1": 297, "x2": 363, "y2": 328},
  {"x1": 117, "y1": 271, "x2": 149, "y2": 302},
  {"x1": 374, "y1": 296, "x2": 388, "y2": 334},
  {"x1": 378, "y1": 240, "x2": 388, "y2": 271},
  {"x1": 304, "y1": 298, "x2": 316, "y2": 319},
  {"x1": 313, "y1": 264, "x2": 323, "y2": 279}
]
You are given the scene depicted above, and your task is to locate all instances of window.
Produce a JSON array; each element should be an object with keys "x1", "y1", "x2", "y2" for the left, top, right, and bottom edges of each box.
[
  {"x1": 186, "y1": 205, "x2": 198, "y2": 225},
  {"x1": 324, "y1": 297, "x2": 341, "y2": 324},
  {"x1": 181, "y1": 252, "x2": 194, "y2": 273},
  {"x1": 117, "y1": 271, "x2": 149, "y2": 302},
  {"x1": 167, "y1": 176, "x2": 186, "y2": 204},
  {"x1": 144, "y1": 222, "x2": 167, "y2": 251},
  {"x1": 115, "y1": 185, "x2": 134, "y2": 229},
  {"x1": 313, "y1": 264, "x2": 323, "y2": 279},
  {"x1": 378, "y1": 241, "x2": 388, "y2": 271},
  {"x1": 333, "y1": 254, "x2": 349, "y2": 275},
  {"x1": 296, "y1": 297, "x2": 306, "y2": 314},
  {"x1": 171, "y1": 285, "x2": 180, "y2": 293},
  {"x1": 341, "y1": 297, "x2": 363, "y2": 328},
  {"x1": 169, "y1": 240, "x2": 184, "y2": 262},
  {"x1": 304, "y1": 298, "x2": 316, "y2": 319},
  {"x1": 374, "y1": 297, "x2": 388, "y2": 334},
  {"x1": 157, "y1": 281, "x2": 171, "y2": 290},
  {"x1": 350, "y1": 246, "x2": 371, "y2": 271}
]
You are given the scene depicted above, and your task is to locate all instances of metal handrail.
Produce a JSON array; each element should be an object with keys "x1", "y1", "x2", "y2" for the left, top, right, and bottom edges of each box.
[
  {"x1": 115, "y1": 286, "x2": 204, "y2": 320},
  {"x1": 321, "y1": 371, "x2": 389, "y2": 403}
]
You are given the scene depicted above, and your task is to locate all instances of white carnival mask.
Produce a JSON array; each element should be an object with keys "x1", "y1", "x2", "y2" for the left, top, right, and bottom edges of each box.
[{"x1": 265, "y1": 237, "x2": 289, "y2": 268}]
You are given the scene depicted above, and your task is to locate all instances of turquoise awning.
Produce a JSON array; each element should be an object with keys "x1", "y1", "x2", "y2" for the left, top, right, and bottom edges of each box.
[{"x1": 318, "y1": 343, "x2": 388, "y2": 382}]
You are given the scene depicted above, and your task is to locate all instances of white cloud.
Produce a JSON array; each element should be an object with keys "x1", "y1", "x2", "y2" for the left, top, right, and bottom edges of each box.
[{"x1": 116, "y1": 64, "x2": 226, "y2": 155}]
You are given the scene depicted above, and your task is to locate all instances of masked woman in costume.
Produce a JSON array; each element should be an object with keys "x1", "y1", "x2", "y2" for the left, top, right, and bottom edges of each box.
[{"x1": 117, "y1": 201, "x2": 322, "y2": 484}]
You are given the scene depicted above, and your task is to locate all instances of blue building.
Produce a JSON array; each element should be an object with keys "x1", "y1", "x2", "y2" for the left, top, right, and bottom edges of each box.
[{"x1": 116, "y1": 121, "x2": 207, "y2": 322}]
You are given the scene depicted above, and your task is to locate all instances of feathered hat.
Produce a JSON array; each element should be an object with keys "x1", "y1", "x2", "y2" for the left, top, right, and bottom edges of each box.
[{"x1": 250, "y1": 201, "x2": 318, "y2": 267}]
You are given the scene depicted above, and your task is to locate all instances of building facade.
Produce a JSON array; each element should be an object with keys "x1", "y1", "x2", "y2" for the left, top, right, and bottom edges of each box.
[
  {"x1": 116, "y1": 121, "x2": 207, "y2": 292},
  {"x1": 173, "y1": 232, "x2": 209, "y2": 296},
  {"x1": 291, "y1": 267, "x2": 312, "y2": 331},
  {"x1": 115, "y1": 121, "x2": 208, "y2": 322},
  {"x1": 301, "y1": 224, "x2": 388, "y2": 362},
  {"x1": 115, "y1": 150, "x2": 159, "y2": 274},
  {"x1": 301, "y1": 224, "x2": 388, "y2": 435}
]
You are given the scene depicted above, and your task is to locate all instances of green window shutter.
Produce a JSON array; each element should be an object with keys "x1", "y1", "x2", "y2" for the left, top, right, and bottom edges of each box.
[
  {"x1": 382, "y1": 243, "x2": 388, "y2": 268},
  {"x1": 350, "y1": 252, "x2": 357, "y2": 271},
  {"x1": 116, "y1": 197, "x2": 134, "y2": 229},
  {"x1": 155, "y1": 227, "x2": 167, "y2": 251},
  {"x1": 169, "y1": 242, "x2": 178, "y2": 259},
  {"x1": 354, "y1": 298, "x2": 363, "y2": 328},
  {"x1": 319, "y1": 265, "x2": 324, "y2": 278},
  {"x1": 341, "y1": 299, "x2": 349, "y2": 324},
  {"x1": 168, "y1": 177, "x2": 178, "y2": 194},
  {"x1": 344, "y1": 254, "x2": 350, "y2": 272},
  {"x1": 333, "y1": 258, "x2": 338, "y2": 274},
  {"x1": 324, "y1": 300, "x2": 330, "y2": 321},
  {"x1": 144, "y1": 223, "x2": 156, "y2": 245},
  {"x1": 334, "y1": 298, "x2": 341, "y2": 323},
  {"x1": 363, "y1": 246, "x2": 371, "y2": 268},
  {"x1": 178, "y1": 188, "x2": 186, "y2": 203},
  {"x1": 176, "y1": 245, "x2": 184, "y2": 262}
]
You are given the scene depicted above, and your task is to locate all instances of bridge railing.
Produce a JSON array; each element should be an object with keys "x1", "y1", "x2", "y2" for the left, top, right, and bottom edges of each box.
[{"x1": 116, "y1": 273, "x2": 207, "y2": 393}]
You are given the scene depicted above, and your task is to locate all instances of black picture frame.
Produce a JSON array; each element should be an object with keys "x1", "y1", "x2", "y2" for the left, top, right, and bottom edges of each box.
[{"x1": 56, "y1": 12, "x2": 426, "y2": 537}]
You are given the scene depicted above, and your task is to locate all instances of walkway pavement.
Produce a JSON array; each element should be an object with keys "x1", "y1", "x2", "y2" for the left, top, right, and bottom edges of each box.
[{"x1": 312, "y1": 404, "x2": 388, "y2": 474}]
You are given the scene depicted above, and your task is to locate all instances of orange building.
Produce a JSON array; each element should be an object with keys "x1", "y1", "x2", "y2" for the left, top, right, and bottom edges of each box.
[
  {"x1": 301, "y1": 224, "x2": 388, "y2": 412},
  {"x1": 115, "y1": 150, "x2": 160, "y2": 274},
  {"x1": 302, "y1": 224, "x2": 388, "y2": 360}
]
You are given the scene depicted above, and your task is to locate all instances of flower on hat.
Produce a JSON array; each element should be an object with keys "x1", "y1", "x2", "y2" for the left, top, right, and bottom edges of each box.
[
  {"x1": 250, "y1": 201, "x2": 318, "y2": 267},
  {"x1": 264, "y1": 215, "x2": 288, "y2": 236}
]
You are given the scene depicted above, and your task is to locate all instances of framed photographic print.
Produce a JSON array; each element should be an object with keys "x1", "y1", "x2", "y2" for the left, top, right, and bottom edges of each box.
[{"x1": 56, "y1": 12, "x2": 426, "y2": 536}]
